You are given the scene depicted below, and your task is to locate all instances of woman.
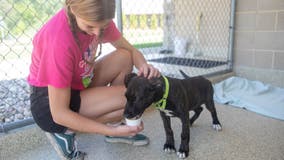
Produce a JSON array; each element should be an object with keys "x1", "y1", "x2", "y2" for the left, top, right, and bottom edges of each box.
[{"x1": 27, "y1": 0, "x2": 160, "y2": 159}]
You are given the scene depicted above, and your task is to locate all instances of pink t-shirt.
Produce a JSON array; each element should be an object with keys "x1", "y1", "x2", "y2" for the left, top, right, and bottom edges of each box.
[{"x1": 27, "y1": 9, "x2": 121, "y2": 90}]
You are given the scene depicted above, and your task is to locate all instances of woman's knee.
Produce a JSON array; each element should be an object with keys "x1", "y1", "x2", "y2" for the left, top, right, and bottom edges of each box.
[
  {"x1": 115, "y1": 48, "x2": 133, "y2": 70},
  {"x1": 91, "y1": 49, "x2": 133, "y2": 86}
]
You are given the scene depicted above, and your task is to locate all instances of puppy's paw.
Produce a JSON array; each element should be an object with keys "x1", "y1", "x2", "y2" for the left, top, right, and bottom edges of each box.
[
  {"x1": 163, "y1": 144, "x2": 176, "y2": 154},
  {"x1": 176, "y1": 149, "x2": 188, "y2": 159},
  {"x1": 212, "y1": 124, "x2": 222, "y2": 131}
]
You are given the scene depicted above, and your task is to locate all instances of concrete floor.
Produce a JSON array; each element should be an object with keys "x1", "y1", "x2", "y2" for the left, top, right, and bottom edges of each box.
[{"x1": 1, "y1": 103, "x2": 284, "y2": 160}]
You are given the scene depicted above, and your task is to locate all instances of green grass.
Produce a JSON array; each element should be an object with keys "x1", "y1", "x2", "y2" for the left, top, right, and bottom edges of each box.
[{"x1": 133, "y1": 42, "x2": 163, "y2": 49}]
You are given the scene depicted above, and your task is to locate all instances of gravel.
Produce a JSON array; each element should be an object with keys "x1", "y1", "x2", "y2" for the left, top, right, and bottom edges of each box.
[
  {"x1": 0, "y1": 72, "x2": 181, "y2": 126},
  {"x1": 0, "y1": 78, "x2": 31, "y2": 125}
]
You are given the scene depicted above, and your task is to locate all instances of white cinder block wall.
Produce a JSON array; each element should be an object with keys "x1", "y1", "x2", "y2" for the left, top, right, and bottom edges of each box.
[{"x1": 234, "y1": 0, "x2": 284, "y2": 87}]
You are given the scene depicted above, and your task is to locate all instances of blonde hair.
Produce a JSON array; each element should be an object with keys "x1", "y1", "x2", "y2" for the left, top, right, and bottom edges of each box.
[
  {"x1": 65, "y1": 0, "x2": 115, "y2": 22},
  {"x1": 65, "y1": 0, "x2": 116, "y2": 50}
]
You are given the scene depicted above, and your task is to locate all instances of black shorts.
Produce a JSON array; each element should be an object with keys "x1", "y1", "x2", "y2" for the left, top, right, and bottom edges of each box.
[{"x1": 30, "y1": 86, "x2": 81, "y2": 133}]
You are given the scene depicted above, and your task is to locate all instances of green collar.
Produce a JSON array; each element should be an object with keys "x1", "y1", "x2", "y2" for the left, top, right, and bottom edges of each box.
[{"x1": 153, "y1": 76, "x2": 169, "y2": 110}]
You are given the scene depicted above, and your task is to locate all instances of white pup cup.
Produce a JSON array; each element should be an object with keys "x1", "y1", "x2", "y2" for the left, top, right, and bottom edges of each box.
[{"x1": 125, "y1": 117, "x2": 142, "y2": 126}]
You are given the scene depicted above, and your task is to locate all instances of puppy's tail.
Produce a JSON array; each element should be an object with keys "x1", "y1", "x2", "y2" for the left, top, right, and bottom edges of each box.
[{"x1": 179, "y1": 70, "x2": 190, "y2": 79}]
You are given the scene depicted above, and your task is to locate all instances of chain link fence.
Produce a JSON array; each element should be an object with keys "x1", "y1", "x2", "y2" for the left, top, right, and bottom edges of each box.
[
  {"x1": 0, "y1": 0, "x2": 234, "y2": 131},
  {"x1": 122, "y1": 0, "x2": 234, "y2": 78}
]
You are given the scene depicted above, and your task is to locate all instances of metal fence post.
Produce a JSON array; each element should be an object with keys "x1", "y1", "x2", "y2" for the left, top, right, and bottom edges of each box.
[
  {"x1": 228, "y1": 0, "x2": 236, "y2": 70},
  {"x1": 116, "y1": 0, "x2": 123, "y2": 34}
]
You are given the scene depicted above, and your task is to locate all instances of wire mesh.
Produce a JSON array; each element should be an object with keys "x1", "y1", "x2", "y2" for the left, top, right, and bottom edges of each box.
[
  {"x1": 0, "y1": 0, "x2": 63, "y2": 126},
  {"x1": 0, "y1": 0, "x2": 233, "y2": 127},
  {"x1": 121, "y1": 0, "x2": 233, "y2": 78}
]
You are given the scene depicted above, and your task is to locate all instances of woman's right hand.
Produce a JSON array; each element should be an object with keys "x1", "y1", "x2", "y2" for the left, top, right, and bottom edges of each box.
[{"x1": 108, "y1": 122, "x2": 144, "y2": 137}]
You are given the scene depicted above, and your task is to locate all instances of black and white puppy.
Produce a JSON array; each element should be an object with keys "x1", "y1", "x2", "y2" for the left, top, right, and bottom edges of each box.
[{"x1": 123, "y1": 70, "x2": 222, "y2": 159}]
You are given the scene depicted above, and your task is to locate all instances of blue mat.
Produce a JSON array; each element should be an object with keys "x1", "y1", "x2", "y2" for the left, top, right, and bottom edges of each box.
[
  {"x1": 148, "y1": 57, "x2": 227, "y2": 68},
  {"x1": 214, "y1": 76, "x2": 284, "y2": 121}
]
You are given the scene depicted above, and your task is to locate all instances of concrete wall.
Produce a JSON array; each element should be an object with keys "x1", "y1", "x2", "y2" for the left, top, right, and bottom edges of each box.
[{"x1": 234, "y1": 0, "x2": 284, "y2": 87}]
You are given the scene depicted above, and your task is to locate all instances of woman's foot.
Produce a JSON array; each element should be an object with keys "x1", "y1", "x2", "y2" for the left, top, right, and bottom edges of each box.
[{"x1": 45, "y1": 132, "x2": 86, "y2": 160}]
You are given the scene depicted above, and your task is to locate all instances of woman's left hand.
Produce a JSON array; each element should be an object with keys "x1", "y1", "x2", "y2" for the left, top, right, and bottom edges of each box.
[{"x1": 138, "y1": 63, "x2": 160, "y2": 79}]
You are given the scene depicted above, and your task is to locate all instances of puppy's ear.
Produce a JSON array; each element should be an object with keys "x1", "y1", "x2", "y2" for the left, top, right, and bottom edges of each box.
[
  {"x1": 149, "y1": 77, "x2": 163, "y2": 91},
  {"x1": 124, "y1": 73, "x2": 137, "y2": 87}
]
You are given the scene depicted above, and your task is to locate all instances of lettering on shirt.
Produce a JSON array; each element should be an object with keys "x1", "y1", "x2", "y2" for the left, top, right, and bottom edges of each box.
[{"x1": 79, "y1": 39, "x2": 99, "y2": 88}]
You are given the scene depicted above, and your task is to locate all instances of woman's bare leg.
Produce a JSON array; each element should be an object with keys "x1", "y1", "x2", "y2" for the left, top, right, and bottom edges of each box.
[
  {"x1": 91, "y1": 48, "x2": 133, "y2": 87},
  {"x1": 79, "y1": 49, "x2": 132, "y2": 123},
  {"x1": 80, "y1": 86, "x2": 126, "y2": 122}
]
